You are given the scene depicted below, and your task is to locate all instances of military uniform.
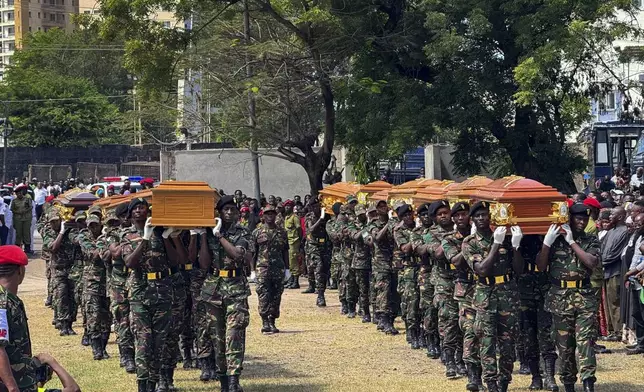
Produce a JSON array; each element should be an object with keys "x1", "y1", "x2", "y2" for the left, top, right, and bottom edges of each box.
[
  {"x1": 462, "y1": 230, "x2": 519, "y2": 387},
  {"x1": 545, "y1": 234, "x2": 600, "y2": 387},
  {"x1": 253, "y1": 220, "x2": 288, "y2": 332},
  {"x1": 341, "y1": 207, "x2": 358, "y2": 317},
  {"x1": 304, "y1": 210, "x2": 329, "y2": 305},
  {"x1": 369, "y1": 217, "x2": 398, "y2": 334},
  {"x1": 415, "y1": 223, "x2": 440, "y2": 358},
  {"x1": 394, "y1": 221, "x2": 421, "y2": 346},
  {"x1": 348, "y1": 207, "x2": 371, "y2": 322},
  {"x1": 43, "y1": 221, "x2": 76, "y2": 334},
  {"x1": 326, "y1": 216, "x2": 343, "y2": 295},
  {"x1": 284, "y1": 212, "x2": 301, "y2": 283},
  {"x1": 68, "y1": 215, "x2": 88, "y2": 340},
  {"x1": 121, "y1": 225, "x2": 173, "y2": 388},
  {"x1": 10, "y1": 195, "x2": 32, "y2": 249}
]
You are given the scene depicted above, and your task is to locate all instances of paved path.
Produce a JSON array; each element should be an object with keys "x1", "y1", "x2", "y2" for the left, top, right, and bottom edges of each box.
[{"x1": 20, "y1": 232, "x2": 48, "y2": 296}]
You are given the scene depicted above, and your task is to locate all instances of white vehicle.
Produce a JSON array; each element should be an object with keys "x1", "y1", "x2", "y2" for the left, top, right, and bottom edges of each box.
[{"x1": 90, "y1": 176, "x2": 144, "y2": 198}]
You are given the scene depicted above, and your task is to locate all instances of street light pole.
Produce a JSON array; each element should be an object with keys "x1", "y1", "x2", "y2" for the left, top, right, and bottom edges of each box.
[{"x1": 244, "y1": 0, "x2": 261, "y2": 201}]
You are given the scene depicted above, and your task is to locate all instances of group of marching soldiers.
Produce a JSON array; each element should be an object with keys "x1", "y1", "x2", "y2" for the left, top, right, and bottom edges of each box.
[
  {"x1": 38, "y1": 194, "x2": 257, "y2": 392},
  {"x1": 304, "y1": 196, "x2": 600, "y2": 392}
]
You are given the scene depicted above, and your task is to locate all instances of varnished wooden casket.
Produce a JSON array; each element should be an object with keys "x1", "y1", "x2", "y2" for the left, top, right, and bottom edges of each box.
[
  {"x1": 150, "y1": 182, "x2": 220, "y2": 227},
  {"x1": 369, "y1": 188, "x2": 390, "y2": 204},
  {"x1": 319, "y1": 182, "x2": 362, "y2": 214},
  {"x1": 445, "y1": 176, "x2": 494, "y2": 205},
  {"x1": 414, "y1": 180, "x2": 457, "y2": 207},
  {"x1": 387, "y1": 178, "x2": 443, "y2": 207},
  {"x1": 356, "y1": 181, "x2": 392, "y2": 204},
  {"x1": 55, "y1": 189, "x2": 98, "y2": 221},
  {"x1": 474, "y1": 176, "x2": 568, "y2": 234}
]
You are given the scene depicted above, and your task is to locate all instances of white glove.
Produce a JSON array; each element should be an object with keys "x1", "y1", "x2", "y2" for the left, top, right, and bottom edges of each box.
[
  {"x1": 388, "y1": 210, "x2": 394, "y2": 219},
  {"x1": 60, "y1": 221, "x2": 66, "y2": 233},
  {"x1": 284, "y1": 269, "x2": 292, "y2": 281},
  {"x1": 470, "y1": 222, "x2": 476, "y2": 235},
  {"x1": 561, "y1": 224, "x2": 575, "y2": 245},
  {"x1": 101, "y1": 226, "x2": 108, "y2": 236},
  {"x1": 493, "y1": 226, "x2": 507, "y2": 245},
  {"x1": 212, "y1": 218, "x2": 222, "y2": 236},
  {"x1": 162, "y1": 227, "x2": 177, "y2": 239},
  {"x1": 543, "y1": 224, "x2": 560, "y2": 247},
  {"x1": 510, "y1": 226, "x2": 523, "y2": 249},
  {"x1": 250, "y1": 270, "x2": 256, "y2": 282},
  {"x1": 190, "y1": 228, "x2": 206, "y2": 236},
  {"x1": 415, "y1": 217, "x2": 422, "y2": 228},
  {"x1": 320, "y1": 208, "x2": 326, "y2": 219},
  {"x1": 142, "y1": 217, "x2": 154, "y2": 240}
]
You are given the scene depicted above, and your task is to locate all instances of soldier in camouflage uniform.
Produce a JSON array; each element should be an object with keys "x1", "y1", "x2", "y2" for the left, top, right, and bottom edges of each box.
[
  {"x1": 253, "y1": 205, "x2": 288, "y2": 334},
  {"x1": 441, "y1": 202, "x2": 483, "y2": 391},
  {"x1": 393, "y1": 203, "x2": 421, "y2": 349},
  {"x1": 462, "y1": 201, "x2": 523, "y2": 392},
  {"x1": 69, "y1": 211, "x2": 87, "y2": 344},
  {"x1": 536, "y1": 204, "x2": 601, "y2": 392},
  {"x1": 343, "y1": 196, "x2": 359, "y2": 318},
  {"x1": 326, "y1": 203, "x2": 345, "y2": 309},
  {"x1": 105, "y1": 206, "x2": 136, "y2": 373},
  {"x1": 178, "y1": 230, "x2": 197, "y2": 371},
  {"x1": 517, "y1": 234, "x2": 558, "y2": 391},
  {"x1": 198, "y1": 195, "x2": 253, "y2": 392},
  {"x1": 121, "y1": 197, "x2": 182, "y2": 392},
  {"x1": 414, "y1": 203, "x2": 440, "y2": 359},
  {"x1": 78, "y1": 214, "x2": 111, "y2": 361},
  {"x1": 43, "y1": 210, "x2": 78, "y2": 336},
  {"x1": 349, "y1": 204, "x2": 372, "y2": 323},
  {"x1": 36, "y1": 210, "x2": 54, "y2": 307},
  {"x1": 369, "y1": 200, "x2": 398, "y2": 335},
  {"x1": 303, "y1": 197, "x2": 330, "y2": 307}
]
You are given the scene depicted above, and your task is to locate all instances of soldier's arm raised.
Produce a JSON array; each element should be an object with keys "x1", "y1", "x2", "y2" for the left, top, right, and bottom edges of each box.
[
  {"x1": 188, "y1": 233, "x2": 198, "y2": 264},
  {"x1": 472, "y1": 243, "x2": 499, "y2": 277},
  {"x1": 171, "y1": 234, "x2": 189, "y2": 265},
  {"x1": 50, "y1": 228, "x2": 68, "y2": 252},
  {"x1": 512, "y1": 247, "x2": 524, "y2": 275},
  {"x1": 198, "y1": 233, "x2": 212, "y2": 270}
]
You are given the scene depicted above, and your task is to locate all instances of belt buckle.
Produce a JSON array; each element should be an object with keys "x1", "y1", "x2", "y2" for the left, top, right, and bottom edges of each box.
[
  {"x1": 494, "y1": 275, "x2": 505, "y2": 284},
  {"x1": 449, "y1": 264, "x2": 456, "y2": 270},
  {"x1": 146, "y1": 272, "x2": 157, "y2": 280},
  {"x1": 184, "y1": 264, "x2": 193, "y2": 271},
  {"x1": 564, "y1": 280, "x2": 577, "y2": 289},
  {"x1": 319, "y1": 238, "x2": 325, "y2": 243}
]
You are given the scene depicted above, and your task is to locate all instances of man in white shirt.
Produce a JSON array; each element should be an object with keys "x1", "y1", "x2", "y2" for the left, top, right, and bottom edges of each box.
[
  {"x1": 631, "y1": 167, "x2": 644, "y2": 191},
  {"x1": 33, "y1": 182, "x2": 48, "y2": 221}
]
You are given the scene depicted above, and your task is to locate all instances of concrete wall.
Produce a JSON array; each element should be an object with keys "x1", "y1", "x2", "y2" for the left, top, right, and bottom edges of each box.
[
  {"x1": 424, "y1": 144, "x2": 467, "y2": 181},
  {"x1": 161, "y1": 149, "x2": 312, "y2": 198}
]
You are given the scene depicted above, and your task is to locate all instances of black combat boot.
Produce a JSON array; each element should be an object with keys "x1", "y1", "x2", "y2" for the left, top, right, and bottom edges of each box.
[
  {"x1": 183, "y1": 347, "x2": 196, "y2": 369},
  {"x1": 582, "y1": 379, "x2": 595, "y2": 392},
  {"x1": 340, "y1": 300, "x2": 348, "y2": 315},
  {"x1": 81, "y1": 332, "x2": 90, "y2": 347},
  {"x1": 199, "y1": 357, "x2": 213, "y2": 381},
  {"x1": 156, "y1": 370, "x2": 169, "y2": 392},
  {"x1": 486, "y1": 381, "x2": 499, "y2": 392},
  {"x1": 261, "y1": 317, "x2": 271, "y2": 333},
  {"x1": 347, "y1": 303, "x2": 356, "y2": 318},
  {"x1": 419, "y1": 331, "x2": 427, "y2": 348},
  {"x1": 91, "y1": 338, "x2": 103, "y2": 360},
  {"x1": 167, "y1": 368, "x2": 176, "y2": 392},
  {"x1": 44, "y1": 294, "x2": 52, "y2": 307},
  {"x1": 290, "y1": 276, "x2": 300, "y2": 289},
  {"x1": 409, "y1": 327, "x2": 421, "y2": 350},
  {"x1": 302, "y1": 280, "x2": 315, "y2": 293},
  {"x1": 125, "y1": 351, "x2": 136, "y2": 374},
  {"x1": 268, "y1": 317, "x2": 279, "y2": 333},
  {"x1": 518, "y1": 349, "x2": 530, "y2": 375},
  {"x1": 384, "y1": 315, "x2": 399, "y2": 335},
  {"x1": 219, "y1": 375, "x2": 229, "y2": 392},
  {"x1": 138, "y1": 380, "x2": 147, "y2": 392},
  {"x1": 147, "y1": 381, "x2": 156, "y2": 392},
  {"x1": 284, "y1": 275, "x2": 293, "y2": 289},
  {"x1": 563, "y1": 384, "x2": 575, "y2": 392},
  {"x1": 474, "y1": 364, "x2": 484, "y2": 390},
  {"x1": 329, "y1": 279, "x2": 338, "y2": 290},
  {"x1": 102, "y1": 332, "x2": 110, "y2": 359},
  {"x1": 405, "y1": 321, "x2": 411, "y2": 344},
  {"x1": 528, "y1": 359, "x2": 543, "y2": 390},
  {"x1": 435, "y1": 333, "x2": 443, "y2": 361},
  {"x1": 455, "y1": 347, "x2": 467, "y2": 376},
  {"x1": 499, "y1": 380, "x2": 509, "y2": 392},
  {"x1": 316, "y1": 293, "x2": 326, "y2": 307},
  {"x1": 427, "y1": 333, "x2": 440, "y2": 359},
  {"x1": 544, "y1": 357, "x2": 559, "y2": 391},
  {"x1": 444, "y1": 348, "x2": 457, "y2": 378},
  {"x1": 465, "y1": 364, "x2": 479, "y2": 391},
  {"x1": 362, "y1": 306, "x2": 371, "y2": 323},
  {"x1": 228, "y1": 375, "x2": 243, "y2": 392}
]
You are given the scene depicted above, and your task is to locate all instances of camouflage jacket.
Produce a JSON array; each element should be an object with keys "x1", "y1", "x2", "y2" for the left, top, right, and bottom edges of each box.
[
  {"x1": 253, "y1": 225, "x2": 288, "y2": 279},
  {"x1": 393, "y1": 223, "x2": 419, "y2": 268},
  {"x1": 106, "y1": 227, "x2": 128, "y2": 287},
  {"x1": 388, "y1": 217, "x2": 404, "y2": 270},
  {"x1": 42, "y1": 226, "x2": 75, "y2": 271},
  {"x1": 413, "y1": 225, "x2": 434, "y2": 269},
  {"x1": 427, "y1": 225, "x2": 457, "y2": 286},
  {"x1": 462, "y1": 230, "x2": 517, "y2": 297},
  {"x1": 370, "y1": 218, "x2": 394, "y2": 273},
  {"x1": 338, "y1": 218, "x2": 355, "y2": 267},
  {"x1": 326, "y1": 218, "x2": 344, "y2": 265},
  {"x1": 0, "y1": 285, "x2": 37, "y2": 391},
  {"x1": 121, "y1": 226, "x2": 172, "y2": 304},
  {"x1": 78, "y1": 228, "x2": 108, "y2": 295},
  {"x1": 69, "y1": 227, "x2": 86, "y2": 280},
  {"x1": 548, "y1": 234, "x2": 601, "y2": 282},
  {"x1": 305, "y1": 212, "x2": 328, "y2": 244},
  {"x1": 349, "y1": 219, "x2": 371, "y2": 270},
  {"x1": 442, "y1": 230, "x2": 474, "y2": 299}
]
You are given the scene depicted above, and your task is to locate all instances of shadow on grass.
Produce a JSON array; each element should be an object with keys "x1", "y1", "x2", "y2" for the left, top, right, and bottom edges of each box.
[
  {"x1": 181, "y1": 383, "x2": 324, "y2": 392},
  {"x1": 244, "y1": 355, "x2": 312, "y2": 380},
  {"x1": 598, "y1": 381, "x2": 644, "y2": 392}
]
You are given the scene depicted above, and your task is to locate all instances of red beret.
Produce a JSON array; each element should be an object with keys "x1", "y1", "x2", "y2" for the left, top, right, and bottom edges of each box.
[
  {"x1": 284, "y1": 199, "x2": 294, "y2": 207},
  {"x1": 141, "y1": 178, "x2": 154, "y2": 184},
  {"x1": 240, "y1": 206, "x2": 250, "y2": 213},
  {"x1": 45, "y1": 195, "x2": 55, "y2": 203},
  {"x1": 583, "y1": 198, "x2": 601, "y2": 209},
  {"x1": 107, "y1": 185, "x2": 115, "y2": 190},
  {"x1": 14, "y1": 184, "x2": 27, "y2": 192},
  {"x1": 0, "y1": 245, "x2": 28, "y2": 266},
  {"x1": 566, "y1": 199, "x2": 573, "y2": 208}
]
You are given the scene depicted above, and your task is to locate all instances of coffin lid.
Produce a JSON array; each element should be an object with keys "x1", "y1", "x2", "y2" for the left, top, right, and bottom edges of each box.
[
  {"x1": 56, "y1": 189, "x2": 98, "y2": 208},
  {"x1": 475, "y1": 176, "x2": 566, "y2": 202},
  {"x1": 319, "y1": 182, "x2": 362, "y2": 210},
  {"x1": 150, "y1": 181, "x2": 220, "y2": 227},
  {"x1": 415, "y1": 181, "x2": 458, "y2": 206},
  {"x1": 445, "y1": 176, "x2": 494, "y2": 202},
  {"x1": 387, "y1": 178, "x2": 443, "y2": 207},
  {"x1": 369, "y1": 189, "x2": 390, "y2": 203},
  {"x1": 356, "y1": 181, "x2": 393, "y2": 204}
]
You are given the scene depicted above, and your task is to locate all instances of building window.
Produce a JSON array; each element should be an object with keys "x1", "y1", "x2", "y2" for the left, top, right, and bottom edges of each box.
[
  {"x1": 602, "y1": 92, "x2": 616, "y2": 111},
  {"x1": 58, "y1": 13, "x2": 64, "y2": 21},
  {"x1": 5, "y1": 12, "x2": 13, "y2": 21},
  {"x1": 28, "y1": 26, "x2": 31, "y2": 31},
  {"x1": 50, "y1": 13, "x2": 55, "y2": 21},
  {"x1": 28, "y1": 11, "x2": 31, "y2": 17},
  {"x1": 635, "y1": 0, "x2": 644, "y2": 9},
  {"x1": 7, "y1": 27, "x2": 14, "y2": 36},
  {"x1": 163, "y1": 21, "x2": 171, "y2": 28},
  {"x1": 38, "y1": 12, "x2": 41, "y2": 18}
]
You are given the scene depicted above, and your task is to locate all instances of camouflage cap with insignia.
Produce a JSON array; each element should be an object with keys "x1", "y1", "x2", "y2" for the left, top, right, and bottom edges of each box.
[
  {"x1": 74, "y1": 210, "x2": 87, "y2": 222},
  {"x1": 262, "y1": 205, "x2": 277, "y2": 213},
  {"x1": 48, "y1": 209, "x2": 62, "y2": 222},
  {"x1": 346, "y1": 194, "x2": 358, "y2": 204},
  {"x1": 392, "y1": 200, "x2": 405, "y2": 212},
  {"x1": 104, "y1": 210, "x2": 120, "y2": 224},
  {"x1": 86, "y1": 215, "x2": 101, "y2": 225},
  {"x1": 367, "y1": 204, "x2": 378, "y2": 214},
  {"x1": 355, "y1": 204, "x2": 366, "y2": 216},
  {"x1": 88, "y1": 205, "x2": 103, "y2": 217},
  {"x1": 469, "y1": 201, "x2": 490, "y2": 217}
]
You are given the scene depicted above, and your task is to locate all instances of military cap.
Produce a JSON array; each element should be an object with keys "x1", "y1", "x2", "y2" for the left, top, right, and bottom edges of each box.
[
  {"x1": 417, "y1": 203, "x2": 430, "y2": 216},
  {"x1": 346, "y1": 194, "x2": 358, "y2": 204},
  {"x1": 469, "y1": 201, "x2": 490, "y2": 217},
  {"x1": 331, "y1": 202, "x2": 342, "y2": 216},
  {"x1": 13, "y1": 184, "x2": 27, "y2": 193},
  {"x1": 376, "y1": 200, "x2": 388, "y2": 207},
  {"x1": 393, "y1": 200, "x2": 406, "y2": 212},
  {"x1": 599, "y1": 200, "x2": 614, "y2": 209},
  {"x1": 283, "y1": 199, "x2": 295, "y2": 207},
  {"x1": 0, "y1": 245, "x2": 28, "y2": 266},
  {"x1": 86, "y1": 215, "x2": 101, "y2": 225},
  {"x1": 240, "y1": 206, "x2": 250, "y2": 213},
  {"x1": 48, "y1": 210, "x2": 61, "y2": 222},
  {"x1": 355, "y1": 204, "x2": 367, "y2": 216},
  {"x1": 88, "y1": 205, "x2": 103, "y2": 217},
  {"x1": 397, "y1": 203, "x2": 412, "y2": 217},
  {"x1": 216, "y1": 195, "x2": 237, "y2": 211},
  {"x1": 569, "y1": 203, "x2": 590, "y2": 216},
  {"x1": 367, "y1": 204, "x2": 378, "y2": 214},
  {"x1": 429, "y1": 200, "x2": 450, "y2": 216},
  {"x1": 104, "y1": 210, "x2": 120, "y2": 224},
  {"x1": 128, "y1": 197, "x2": 149, "y2": 216},
  {"x1": 74, "y1": 211, "x2": 87, "y2": 222},
  {"x1": 451, "y1": 202, "x2": 470, "y2": 215},
  {"x1": 115, "y1": 203, "x2": 129, "y2": 218},
  {"x1": 262, "y1": 205, "x2": 277, "y2": 213}
]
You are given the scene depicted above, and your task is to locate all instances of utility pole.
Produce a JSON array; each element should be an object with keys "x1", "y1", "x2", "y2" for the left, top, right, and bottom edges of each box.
[
  {"x1": 244, "y1": 0, "x2": 261, "y2": 202},
  {"x1": 2, "y1": 101, "x2": 11, "y2": 183}
]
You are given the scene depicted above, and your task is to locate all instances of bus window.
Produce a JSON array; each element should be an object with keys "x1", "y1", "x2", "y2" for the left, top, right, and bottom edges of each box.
[{"x1": 596, "y1": 129, "x2": 608, "y2": 164}]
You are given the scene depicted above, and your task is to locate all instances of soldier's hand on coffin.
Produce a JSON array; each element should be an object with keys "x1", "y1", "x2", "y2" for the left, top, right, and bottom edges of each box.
[
  {"x1": 162, "y1": 227, "x2": 178, "y2": 239},
  {"x1": 561, "y1": 224, "x2": 575, "y2": 245},
  {"x1": 190, "y1": 228, "x2": 206, "y2": 236},
  {"x1": 493, "y1": 226, "x2": 507, "y2": 244},
  {"x1": 510, "y1": 226, "x2": 523, "y2": 249},
  {"x1": 142, "y1": 218, "x2": 154, "y2": 240},
  {"x1": 543, "y1": 224, "x2": 560, "y2": 247},
  {"x1": 212, "y1": 218, "x2": 222, "y2": 237}
]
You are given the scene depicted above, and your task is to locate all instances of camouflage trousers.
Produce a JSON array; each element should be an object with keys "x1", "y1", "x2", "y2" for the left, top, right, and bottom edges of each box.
[
  {"x1": 419, "y1": 266, "x2": 438, "y2": 337},
  {"x1": 179, "y1": 271, "x2": 194, "y2": 357},
  {"x1": 474, "y1": 286, "x2": 519, "y2": 383},
  {"x1": 202, "y1": 293, "x2": 250, "y2": 376},
  {"x1": 398, "y1": 267, "x2": 420, "y2": 329},
  {"x1": 435, "y1": 292, "x2": 462, "y2": 352},
  {"x1": 373, "y1": 271, "x2": 397, "y2": 318},
  {"x1": 73, "y1": 267, "x2": 86, "y2": 329},
  {"x1": 457, "y1": 296, "x2": 479, "y2": 365},
  {"x1": 110, "y1": 283, "x2": 134, "y2": 352},
  {"x1": 518, "y1": 306, "x2": 557, "y2": 362},
  {"x1": 370, "y1": 272, "x2": 377, "y2": 312},
  {"x1": 192, "y1": 270, "x2": 214, "y2": 360},
  {"x1": 288, "y1": 240, "x2": 301, "y2": 277},
  {"x1": 85, "y1": 293, "x2": 110, "y2": 340},
  {"x1": 161, "y1": 282, "x2": 187, "y2": 369},
  {"x1": 546, "y1": 288, "x2": 597, "y2": 384},
  {"x1": 51, "y1": 268, "x2": 74, "y2": 324},
  {"x1": 130, "y1": 299, "x2": 172, "y2": 382},
  {"x1": 305, "y1": 243, "x2": 328, "y2": 294},
  {"x1": 340, "y1": 263, "x2": 358, "y2": 305},
  {"x1": 45, "y1": 258, "x2": 53, "y2": 297},
  {"x1": 330, "y1": 263, "x2": 341, "y2": 290},
  {"x1": 354, "y1": 268, "x2": 370, "y2": 313},
  {"x1": 256, "y1": 276, "x2": 284, "y2": 319}
]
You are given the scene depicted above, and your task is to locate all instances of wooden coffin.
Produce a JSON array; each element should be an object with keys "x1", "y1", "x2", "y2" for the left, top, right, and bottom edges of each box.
[
  {"x1": 150, "y1": 182, "x2": 220, "y2": 228},
  {"x1": 445, "y1": 176, "x2": 494, "y2": 205},
  {"x1": 319, "y1": 182, "x2": 362, "y2": 214},
  {"x1": 55, "y1": 190, "x2": 99, "y2": 221},
  {"x1": 387, "y1": 178, "x2": 443, "y2": 207},
  {"x1": 475, "y1": 176, "x2": 568, "y2": 234},
  {"x1": 369, "y1": 188, "x2": 390, "y2": 204},
  {"x1": 356, "y1": 181, "x2": 393, "y2": 204},
  {"x1": 414, "y1": 180, "x2": 458, "y2": 207}
]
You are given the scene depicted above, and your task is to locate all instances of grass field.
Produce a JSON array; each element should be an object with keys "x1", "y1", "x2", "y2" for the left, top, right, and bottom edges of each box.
[{"x1": 22, "y1": 281, "x2": 644, "y2": 392}]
